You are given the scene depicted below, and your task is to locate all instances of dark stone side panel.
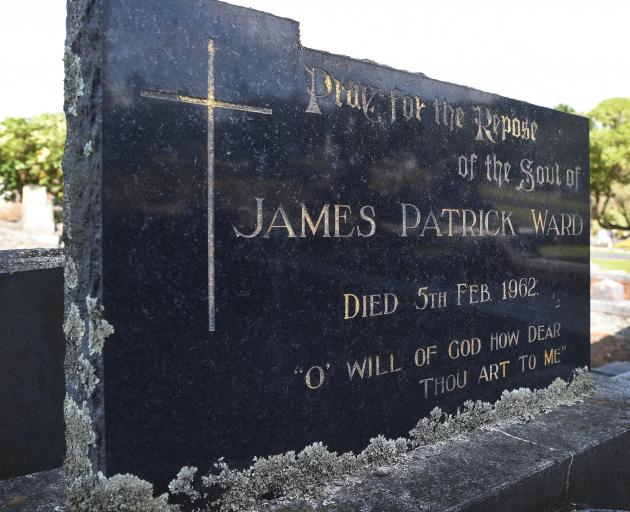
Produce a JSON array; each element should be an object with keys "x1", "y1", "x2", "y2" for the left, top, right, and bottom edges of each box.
[{"x1": 0, "y1": 249, "x2": 65, "y2": 480}]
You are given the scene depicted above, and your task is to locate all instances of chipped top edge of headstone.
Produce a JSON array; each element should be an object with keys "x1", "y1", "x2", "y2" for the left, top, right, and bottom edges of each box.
[
  {"x1": 215, "y1": 0, "x2": 300, "y2": 27},
  {"x1": 301, "y1": 44, "x2": 590, "y2": 121},
  {"x1": 0, "y1": 248, "x2": 64, "y2": 274},
  {"x1": 209, "y1": 0, "x2": 589, "y2": 121}
]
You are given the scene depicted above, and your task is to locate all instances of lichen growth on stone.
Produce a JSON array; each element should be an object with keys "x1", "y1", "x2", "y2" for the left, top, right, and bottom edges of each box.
[
  {"x1": 83, "y1": 140, "x2": 93, "y2": 156},
  {"x1": 410, "y1": 368, "x2": 593, "y2": 448},
  {"x1": 64, "y1": 47, "x2": 84, "y2": 116},
  {"x1": 357, "y1": 435, "x2": 408, "y2": 465},
  {"x1": 408, "y1": 398, "x2": 498, "y2": 447},
  {"x1": 168, "y1": 368, "x2": 592, "y2": 511},
  {"x1": 86, "y1": 296, "x2": 115, "y2": 355},
  {"x1": 65, "y1": 258, "x2": 78, "y2": 291},
  {"x1": 64, "y1": 395, "x2": 96, "y2": 511},
  {"x1": 65, "y1": 365, "x2": 178, "y2": 512},
  {"x1": 64, "y1": 397, "x2": 181, "y2": 512},
  {"x1": 65, "y1": 292, "x2": 179, "y2": 511},
  {"x1": 172, "y1": 443, "x2": 359, "y2": 511},
  {"x1": 170, "y1": 467, "x2": 201, "y2": 501},
  {"x1": 90, "y1": 473, "x2": 177, "y2": 512},
  {"x1": 77, "y1": 357, "x2": 99, "y2": 397},
  {"x1": 64, "y1": 302, "x2": 85, "y2": 385},
  {"x1": 64, "y1": 302, "x2": 85, "y2": 346}
]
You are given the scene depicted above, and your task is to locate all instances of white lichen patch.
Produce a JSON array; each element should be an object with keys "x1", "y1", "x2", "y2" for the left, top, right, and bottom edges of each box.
[
  {"x1": 64, "y1": 47, "x2": 84, "y2": 116},
  {"x1": 64, "y1": 303, "x2": 85, "y2": 382},
  {"x1": 77, "y1": 357, "x2": 99, "y2": 397},
  {"x1": 86, "y1": 296, "x2": 114, "y2": 355},
  {"x1": 90, "y1": 473, "x2": 176, "y2": 512},
  {"x1": 83, "y1": 140, "x2": 93, "y2": 156},
  {"x1": 357, "y1": 435, "x2": 408, "y2": 465},
  {"x1": 64, "y1": 396, "x2": 95, "y2": 479},
  {"x1": 168, "y1": 368, "x2": 592, "y2": 512},
  {"x1": 65, "y1": 258, "x2": 78, "y2": 291},
  {"x1": 64, "y1": 303, "x2": 85, "y2": 345},
  {"x1": 169, "y1": 467, "x2": 201, "y2": 501}
]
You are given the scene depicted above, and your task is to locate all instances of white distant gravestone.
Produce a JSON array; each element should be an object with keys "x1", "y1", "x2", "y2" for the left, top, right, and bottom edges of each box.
[
  {"x1": 21, "y1": 185, "x2": 55, "y2": 234},
  {"x1": 592, "y1": 278, "x2": 625, "y2": 302}
]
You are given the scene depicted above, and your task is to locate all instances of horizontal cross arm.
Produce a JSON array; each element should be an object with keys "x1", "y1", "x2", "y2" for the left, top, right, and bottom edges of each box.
[
  {"x1": 141, "y1": 89, "x2": 209, "y2": 106},
  {"x1": 215, "y1": 100, "x2": 272, "y2": 115}
]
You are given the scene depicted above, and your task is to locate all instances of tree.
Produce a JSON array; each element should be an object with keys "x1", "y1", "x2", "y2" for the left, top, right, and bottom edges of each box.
[
  {"x1": 555, "y1": 103, "x2": 577, "y2": 114},
  {"x1": 0, "y1": 113, "x2": 66, "y2": 205},
  {"x1": 589, "y1": 98, "x2": 630, "y2": 230}
]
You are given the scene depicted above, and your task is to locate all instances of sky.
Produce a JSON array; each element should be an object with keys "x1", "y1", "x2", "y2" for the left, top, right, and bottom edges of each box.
[{"x1": 0, "y1": 0, "x2": 628, "y2": 119}]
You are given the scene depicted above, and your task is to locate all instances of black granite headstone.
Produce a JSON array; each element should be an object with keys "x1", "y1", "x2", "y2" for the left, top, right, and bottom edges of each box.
[
  {"x1": 0, "y1": 249, "x2": 65, "y2": 480},
  {"x1": 65, "y1": 0, "x2": 589, "y2": 489}
]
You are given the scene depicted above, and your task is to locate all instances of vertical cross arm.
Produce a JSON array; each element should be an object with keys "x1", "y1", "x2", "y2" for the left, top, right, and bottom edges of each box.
[{"x1": 140, "y1": 38, "x2": 272, "y2": 332}]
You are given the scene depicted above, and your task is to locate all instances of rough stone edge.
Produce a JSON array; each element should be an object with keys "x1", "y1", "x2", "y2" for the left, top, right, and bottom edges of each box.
[
  {"x1": 63, "y1": 1, "x2": 181, "y2": 510},
  {"x1": 63, "y1": 0, "x2": 104, "y2": 492}
]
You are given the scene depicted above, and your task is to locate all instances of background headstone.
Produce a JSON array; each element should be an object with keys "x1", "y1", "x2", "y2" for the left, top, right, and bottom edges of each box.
[
  {"x1": 21, "y1": 185, "x2": 55, "y2": 234},
  {"x1": 592, "y1": 279, "x2": 625, "y2": 301}
]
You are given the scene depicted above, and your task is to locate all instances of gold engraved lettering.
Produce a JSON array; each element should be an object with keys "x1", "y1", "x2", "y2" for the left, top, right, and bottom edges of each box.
[
  {"x1": 305, "y1": 365, "x2": 325, "y2": 389},
  {"x1": 232, "y1": 197, "x2": 265, "y2": 238},
  {"x1": 475, "y1": 105, "x2": 538, "y2": 144},
  {"x1": 305, "y1": 66, "x2": 333, "y2": 114},
  {"x1": 414, "y1": 345, "x2": 438, "y2": 367},
  {"x1": 334, "y1": 205, "x2": 355, "y2": 237},
  {"x1": 530, "y1": 209, "x2": 583, "y2": 236},
  {"x1": 301, "y1": 204, "x2": 331, "y2": 238},
  {"x1": 265, "y1": 205, "x2": 297, "y2": 238},
  {"x1": 343, "y1": 292, "x2": 398, "y2": 319},
  {"x1": 347, "y1": 353, "x2": 402, "y2": 380}
]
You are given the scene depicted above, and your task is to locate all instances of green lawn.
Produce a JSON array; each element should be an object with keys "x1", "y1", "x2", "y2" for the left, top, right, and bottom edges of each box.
[{"x1": 592, "y1": 258, "x2": 630, "y2": 273}]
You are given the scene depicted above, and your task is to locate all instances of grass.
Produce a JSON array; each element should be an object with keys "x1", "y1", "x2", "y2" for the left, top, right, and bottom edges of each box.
[
  {"x1": 538, "y1": 245, "x2": 589, "y2": 258},
  {"x1": 592, "y1": 258, "x2": 630, "y2": 273}
]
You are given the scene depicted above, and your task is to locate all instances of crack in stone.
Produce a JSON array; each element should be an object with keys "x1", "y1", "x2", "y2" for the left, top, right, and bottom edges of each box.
[
  {"x1": 488, "y1": 427, "x2": 577, "y2": 509},
  {"x1": 564, "y1": 451, "x2": 575, "y2": 501},
  {"x1": 487, "y1": 427, "x2": 561, "y2": 451}
]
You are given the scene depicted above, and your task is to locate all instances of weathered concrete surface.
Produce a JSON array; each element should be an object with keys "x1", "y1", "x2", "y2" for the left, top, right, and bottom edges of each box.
[
  {"x1": 0, "y1": 469, "x2": 64, "y2": 512},
  {"x1": 1, "y1": 375, "x2": 629, "y2": 512},
  {"x1": 593, "y1": 362, "x2": 630, "y2": 378}
]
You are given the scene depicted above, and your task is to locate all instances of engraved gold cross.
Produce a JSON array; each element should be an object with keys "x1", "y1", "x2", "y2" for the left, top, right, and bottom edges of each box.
[{"x1": 141, "y1": 39, "x2": 273, "y2": 331}]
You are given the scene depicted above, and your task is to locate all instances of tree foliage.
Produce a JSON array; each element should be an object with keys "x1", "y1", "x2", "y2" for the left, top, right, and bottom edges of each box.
[
  {"x1": 589, "y1": 98, "x2": 630, "y2": 230},
  {"x1": 0, "y1": 113, "x2": 66, "y2": 204},
  {"x1": 555, "y1": 103, "x2": 577, "y2": 115}
]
